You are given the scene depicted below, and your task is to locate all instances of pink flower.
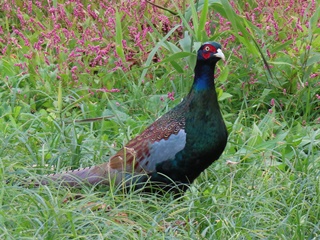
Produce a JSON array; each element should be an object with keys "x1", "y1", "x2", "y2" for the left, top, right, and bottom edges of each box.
[
  {"x1": 167, "y1": 91, "x2": 175, "y2": 101},
  {"x1": 96, "y1": 87, "x2": 120, "y2": 93},
  {"x1": 270, "y1": 98, "x2": 275, "y2": 106},
  {"x1": 283, "y1": 89, "x2": 287, "y2": 95},
  {"x1": 71, "y1": 66, "x2": 78, "y2": 81},
  {"x1": 2, "y1": 45, "x2": 7, "y2": 55},
  {"x1": 24, "y1": 52, "x2": 33, "y2": 59}
]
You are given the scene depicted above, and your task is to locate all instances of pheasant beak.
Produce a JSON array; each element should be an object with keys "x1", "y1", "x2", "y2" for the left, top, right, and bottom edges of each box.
[{"x1": 214, "y1": 49, "x2": 225, "y2": 61}]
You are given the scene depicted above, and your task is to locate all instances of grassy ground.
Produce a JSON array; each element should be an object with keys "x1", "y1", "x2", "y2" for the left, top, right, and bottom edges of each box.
[{"x1": 0, "y1": 0, "x2": 319, "y2": 239}]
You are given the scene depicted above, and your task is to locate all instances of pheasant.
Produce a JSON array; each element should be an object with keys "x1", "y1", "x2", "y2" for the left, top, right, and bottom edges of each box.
[{"x1": 38, "y1": 42, "x2": 228, "y2": 194}]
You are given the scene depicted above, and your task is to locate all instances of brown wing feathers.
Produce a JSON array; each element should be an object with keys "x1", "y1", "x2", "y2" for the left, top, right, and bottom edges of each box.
[{"x1": 36, "y1": 109, "x2": 186, "y2": 187}]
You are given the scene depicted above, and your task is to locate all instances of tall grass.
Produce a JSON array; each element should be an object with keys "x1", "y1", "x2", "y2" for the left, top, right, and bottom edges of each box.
[{"x1": 0, "y1": 0, "x2": 319, "y2": 238}]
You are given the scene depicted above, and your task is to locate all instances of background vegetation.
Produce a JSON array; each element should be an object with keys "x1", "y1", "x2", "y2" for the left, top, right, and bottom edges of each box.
[{"x1": 0, "y1": 0, "x2": 319, "y2": 239}]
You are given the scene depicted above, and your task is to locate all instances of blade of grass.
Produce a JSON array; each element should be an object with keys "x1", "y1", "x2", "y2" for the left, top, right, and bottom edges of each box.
[
  {"x1": 57, "y1": 80, "x2": 62, "y2": 117},
  {"x1": 115, "y1": 9, "x2": 125, "y2": 62},
  {"x1": 197, "y1": 0, "x2": 209, "y2": 42}
]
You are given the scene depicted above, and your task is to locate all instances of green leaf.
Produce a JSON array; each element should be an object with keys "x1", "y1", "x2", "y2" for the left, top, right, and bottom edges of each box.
[
  {"x1": 115, "y1": 9, "x2": 125, "y2": 61},
  {"x1": 57, "y1": 80, "x2": 62, "y2": 114},
  {"x1": 179, "y1": 31, "x2": 192, "y2": 52},
  {"x1": 270, "y1": 39, "x2": 294, "y2": 53},
  {"x1": 269, "y1": 61, "x2": 298, "y2": 69},
  {"x1": 218, "y1": 66, "x2": 229, "y2": 83},
  {"x1": 247, "y1": 123, "x2": 263, "y2": 147},
  {"x1": 13, "y1": 106, "x2": 21, "y2": 119},
  {"x1": 161, "y1": 41, "x2": 181, "y2": 53},
  {"x1": 190, "y1": 1, "x2": 199, "y2": 36},
  {"x1": 260, "y1": 89, "x2": 272, "y2": 101},
  {"x1": 306, "y1": 54, "x2": 320, "y2": 67},
  {"x1": 170, "y1": 61, "x2": 184, "y2": 73},
  {"x1": 197, "y1": 0, "x2": 209, "y2": 41},
  {"x1": 160, "y1": 52, "x2": 194, "y2": 64},
  {"x1": 218, "y1": 92, "x2": 232, "y2": 101},
  {"x1": 309, "y1": 5, "x2": 320, "y2": 32}
]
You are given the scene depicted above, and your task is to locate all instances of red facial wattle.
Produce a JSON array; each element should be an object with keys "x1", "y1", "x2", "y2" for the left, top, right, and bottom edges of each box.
[
  {"x1": 202, "y1": 52, "x2": 211, "y2": 59},
  {"x1": 202, "y1": 44, "x2": 217, "y2": 59}
]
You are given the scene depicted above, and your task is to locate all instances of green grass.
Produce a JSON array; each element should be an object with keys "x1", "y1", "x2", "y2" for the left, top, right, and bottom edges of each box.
[{"x1": 1, "y1": 0, "x2": 320, "y2": 239}]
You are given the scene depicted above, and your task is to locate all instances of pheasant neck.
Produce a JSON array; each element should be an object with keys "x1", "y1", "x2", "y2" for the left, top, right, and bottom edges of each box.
[{"x1": 192, "y1": 61, "x2": 216, "y2": 91}]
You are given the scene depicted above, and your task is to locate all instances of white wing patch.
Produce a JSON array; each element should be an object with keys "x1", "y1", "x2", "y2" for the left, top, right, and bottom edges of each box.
[{"x1": 139, "y1": 129, "x2": 186, "y2": 172}]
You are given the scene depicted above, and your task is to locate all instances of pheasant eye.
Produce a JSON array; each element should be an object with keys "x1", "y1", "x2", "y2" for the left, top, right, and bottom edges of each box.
[{"x1": 204, "y1": 46, "x2": 211, "y2": 51}]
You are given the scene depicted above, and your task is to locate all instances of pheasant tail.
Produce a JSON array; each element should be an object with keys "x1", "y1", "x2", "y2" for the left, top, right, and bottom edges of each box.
[
  {"x1": 39, "y1": 146, "x2": 149, "y2": 187},
  {"x1": 39, "y1": 163, "x2": 116, "y2": 187}
]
